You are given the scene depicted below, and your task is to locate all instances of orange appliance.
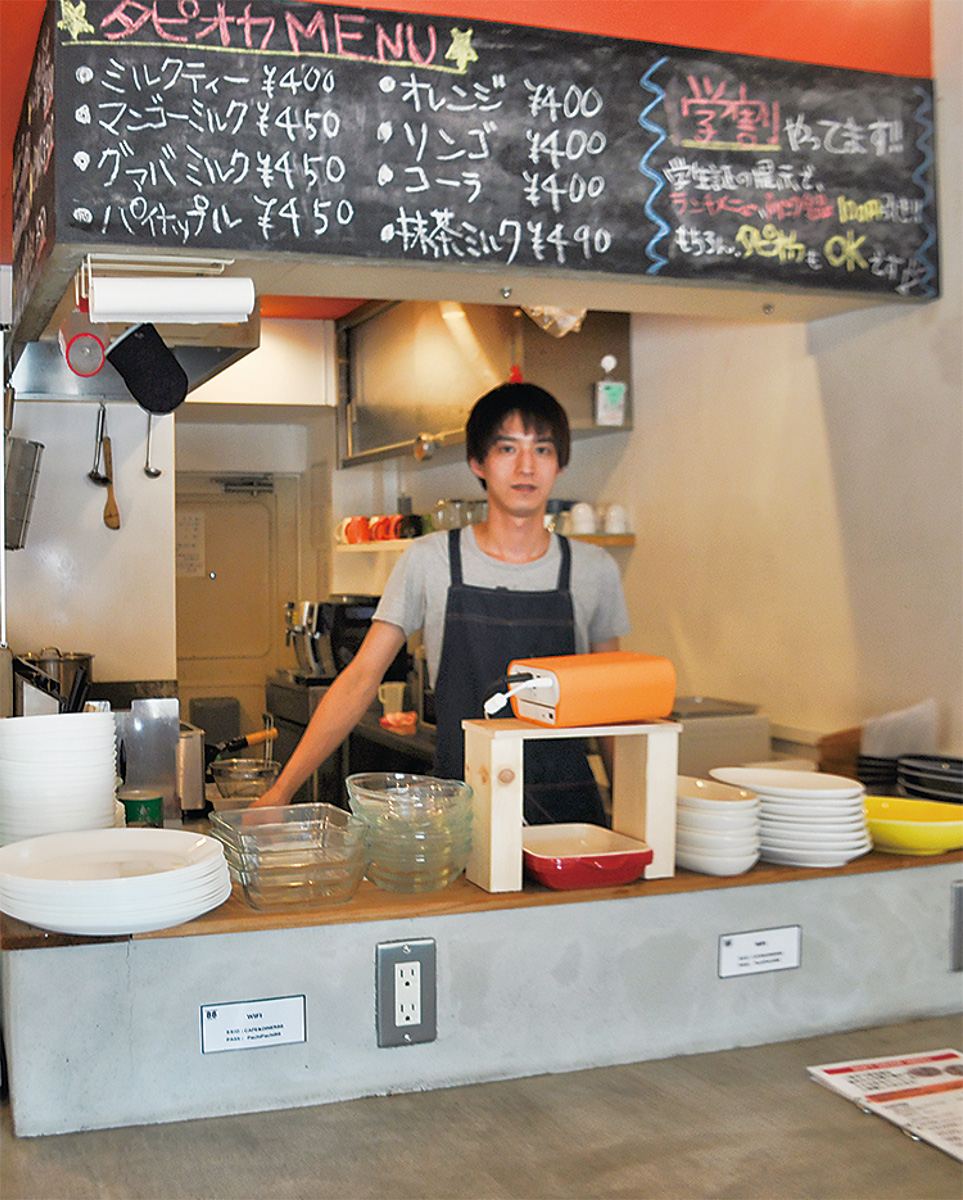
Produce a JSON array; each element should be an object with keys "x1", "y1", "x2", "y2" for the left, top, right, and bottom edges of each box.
[{"x1": 505, "y1": 651, "x2": 676, "y2": 728}]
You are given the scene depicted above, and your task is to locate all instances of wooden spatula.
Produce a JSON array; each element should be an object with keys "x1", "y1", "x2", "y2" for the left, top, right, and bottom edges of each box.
[{"x1": 101, "y1": 435, "x2": 121, "y2": 530}]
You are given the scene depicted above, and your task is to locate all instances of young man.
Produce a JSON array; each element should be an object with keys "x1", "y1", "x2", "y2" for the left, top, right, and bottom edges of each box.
[{"x1": 255, "y1": 382, "x2": 630, "y2": 824}]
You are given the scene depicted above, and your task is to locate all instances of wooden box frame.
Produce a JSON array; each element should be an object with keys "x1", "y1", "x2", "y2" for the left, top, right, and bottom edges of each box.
[{"x1": 462, "y1": 718, "x2": 680, "y2": 892}]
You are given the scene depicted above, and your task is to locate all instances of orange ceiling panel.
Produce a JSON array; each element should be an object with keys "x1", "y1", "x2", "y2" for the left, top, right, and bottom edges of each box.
[{"x1": 259, "y1": 295, "x2": 366, "y2": 320}]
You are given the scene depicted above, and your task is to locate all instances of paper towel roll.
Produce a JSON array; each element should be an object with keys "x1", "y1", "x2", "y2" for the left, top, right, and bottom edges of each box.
[{"x1": 89, "y1": 277, "x2": 256, "y2": 324}]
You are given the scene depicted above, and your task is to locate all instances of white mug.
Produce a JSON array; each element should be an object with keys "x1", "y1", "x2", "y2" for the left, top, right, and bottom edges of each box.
[
  {"x1": 604, "y1": 504, "x2": 629, "y2": 534},
  {"x1": 378, "y1": 682, "x2": 406, "y2": 715},
  {"x1": 570, "y1": 502, "x2": 596, "y2": 535}
]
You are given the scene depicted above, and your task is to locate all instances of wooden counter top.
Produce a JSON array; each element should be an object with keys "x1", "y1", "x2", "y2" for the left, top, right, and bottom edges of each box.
[{"x1": 2, "y1": 848, "x2": 958, "y2": 951}]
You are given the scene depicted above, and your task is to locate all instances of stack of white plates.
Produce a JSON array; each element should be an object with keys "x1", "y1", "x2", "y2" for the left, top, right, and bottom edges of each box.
[
  {"x1": 675, "y1": 775, "x2": 761, "y2": 875},
  {"x1": 0, "y1": 712, "x2": 118, "y2": 845},
  {"x1": 710, "y1": 767, "x2": 871, "y2": 867},
  {"x1": 0, "y1": 828, "x2": 231, "y2": 935}
]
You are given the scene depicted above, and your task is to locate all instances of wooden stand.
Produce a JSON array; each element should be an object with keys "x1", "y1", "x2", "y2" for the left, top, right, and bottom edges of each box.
[{"x1": 462, "y1": 718, "x2": 680, "y2": 892}]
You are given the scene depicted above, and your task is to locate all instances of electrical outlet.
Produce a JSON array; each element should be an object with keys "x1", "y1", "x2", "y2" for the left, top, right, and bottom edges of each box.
[
  {"x1": 394, "y1": 961, "x2": 422, "y2": 1026},
  {"x1": 376, "y1": 939, "x2": 436, "y2": 1047}
]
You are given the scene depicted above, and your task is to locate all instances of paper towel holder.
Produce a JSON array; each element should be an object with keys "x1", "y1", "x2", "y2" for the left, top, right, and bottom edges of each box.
[
  {"x1": 78, "y1": 253, "x2": 255, "y2": 325},
  {"x1": 89, "y1": 276, "x2": 255, "y2": 325}
]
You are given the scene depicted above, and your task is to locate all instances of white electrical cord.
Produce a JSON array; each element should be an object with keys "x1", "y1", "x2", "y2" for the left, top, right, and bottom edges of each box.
[{"x1": 482, "y1": 674, "x2": 554, "y2": 717}]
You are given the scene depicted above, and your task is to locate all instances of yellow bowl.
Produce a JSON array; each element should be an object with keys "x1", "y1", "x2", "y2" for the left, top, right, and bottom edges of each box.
[{"x1": 864, "y1": 796, "x2": 963, "y2": 856}]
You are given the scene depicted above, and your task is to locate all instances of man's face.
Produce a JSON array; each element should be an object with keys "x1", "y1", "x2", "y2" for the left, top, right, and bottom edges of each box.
[{"x1": 469, "y1": 411, "x2": 561, "y2": 518}]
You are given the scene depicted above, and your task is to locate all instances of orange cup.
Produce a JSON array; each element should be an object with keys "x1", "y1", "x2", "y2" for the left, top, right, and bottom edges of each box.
[
  {"x1": 344, "y1": 516, "x2": 370, "y2": 544},
  {"x1": 370, "y1": 515, "x2": 392, "y2": 540}
]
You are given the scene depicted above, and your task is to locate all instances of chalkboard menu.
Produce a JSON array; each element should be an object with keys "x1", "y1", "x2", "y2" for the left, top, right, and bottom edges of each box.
[{"x1": 13, "y1": 0, "x2": 940, "y2": 310}]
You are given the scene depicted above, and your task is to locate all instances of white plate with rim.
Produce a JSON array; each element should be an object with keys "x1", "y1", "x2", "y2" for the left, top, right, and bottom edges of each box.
[
  {"x1": 757, "y1": 797, "x2": 866, "y2": 819},
  {"x1": 760, "y1": 831, "x2": 870, "y2": 851},
  {"x1": 0, "y1": 828, "x2": 222, "y2": 884},
  {"x1": 0, "y1": 856, "x2": 225, "y2": 901},
  {"x1": 759, "y1": 843, "x2": 872, "y2": 868},
  {"x1": 710, "y1": 767, "x2": 864, "y2": 799},
  {"x1": 2, "y1": 865, "x2": 230, "y2": 912},
  {"x1": 759, "y1": 813, "x2": 867, "y2": 830},
  {"x1": 1, "y1": 881, "x2": 230, "y2": 919},
  {"x1": 0, "y1": 874, "x2": 232, "y2": 936},
  {"x1": 759, "y1": 826, "x2": 868, "y2": 844}
]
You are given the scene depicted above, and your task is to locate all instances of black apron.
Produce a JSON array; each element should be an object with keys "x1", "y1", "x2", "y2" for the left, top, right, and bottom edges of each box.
[{"x1": 432, "y1": 529, "x2": 606, "y2": 826}]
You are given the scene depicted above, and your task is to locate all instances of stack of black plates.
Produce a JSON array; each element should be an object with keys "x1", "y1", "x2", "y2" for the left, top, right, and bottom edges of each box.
[
  {"x1": 897, "y1": 755, "x2": 963, "y2": 804},
  {"x1": 856, "y1": 754, "x2": 899, "y2": 793}
]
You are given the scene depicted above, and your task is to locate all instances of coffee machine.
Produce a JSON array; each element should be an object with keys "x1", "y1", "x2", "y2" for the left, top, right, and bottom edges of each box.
[
  {"x1": 284, "y1": 601, "x2": 335, "y2": 680},
  {"x1": 284, "y1": 596, "x2": 408, "y2": 683}
]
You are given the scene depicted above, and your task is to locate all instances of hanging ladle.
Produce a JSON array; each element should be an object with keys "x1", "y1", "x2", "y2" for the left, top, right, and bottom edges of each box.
[
  {"x1": 88, "y1": 404, "x2": 109, "y2": 486},
  {"x1": 144, "y1": 413, "x2": 161, "y2": 478}
]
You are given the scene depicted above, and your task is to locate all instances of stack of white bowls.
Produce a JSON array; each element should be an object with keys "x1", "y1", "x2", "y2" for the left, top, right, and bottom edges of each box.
[
  {"x1": 0, "y1": 712, "x2": 119, "y2": 845},
  {"x1": 675, "y1": 775, "x2": 761, "y2": 876},
  {"x1": 710, "y1": 767, "x2": 871, "y2": 867}
]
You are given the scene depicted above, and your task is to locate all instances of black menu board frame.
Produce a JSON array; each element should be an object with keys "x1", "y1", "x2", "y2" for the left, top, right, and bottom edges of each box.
[{"x1": 13, "y1": 0, "x2": 940, "y2": 313}]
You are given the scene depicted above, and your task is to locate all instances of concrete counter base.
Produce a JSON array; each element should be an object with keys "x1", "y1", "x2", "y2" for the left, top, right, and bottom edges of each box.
[{"x1": 2, "y1": 857, "x2": 960, "y2": 1137}]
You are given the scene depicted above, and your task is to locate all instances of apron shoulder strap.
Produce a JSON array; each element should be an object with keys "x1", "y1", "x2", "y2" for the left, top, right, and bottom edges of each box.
[
  {"x1": 556, "y1": 534, "x2": 572, "y2": 591},
  {"x1": 447, "y1": 527, "x2": 463, "y2": 585}
]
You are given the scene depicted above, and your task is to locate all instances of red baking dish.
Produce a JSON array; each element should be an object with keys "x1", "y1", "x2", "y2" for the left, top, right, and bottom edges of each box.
[{"x1": 521, "y1": 823, "x2": 654, "y2": 889}]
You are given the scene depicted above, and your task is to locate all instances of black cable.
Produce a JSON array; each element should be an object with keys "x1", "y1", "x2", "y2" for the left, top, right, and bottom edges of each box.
[{"x1": 480, "y1": 672, "x2": 535, "y2": 717}]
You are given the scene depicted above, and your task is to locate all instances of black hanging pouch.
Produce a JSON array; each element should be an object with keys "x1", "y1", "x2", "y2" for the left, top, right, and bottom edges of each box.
[{"x1": 107, "y1": 323, "x2": 189, "y2": 413}]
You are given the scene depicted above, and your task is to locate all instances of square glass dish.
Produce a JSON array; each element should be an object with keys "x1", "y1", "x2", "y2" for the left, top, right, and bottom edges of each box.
[{"x1": 208, "y1": 803, "x2": 365, "y2": 908}]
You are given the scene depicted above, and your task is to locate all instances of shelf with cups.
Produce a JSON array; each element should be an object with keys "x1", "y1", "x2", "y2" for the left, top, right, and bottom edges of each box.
[
  {"x1": 568, "y1": 534, "x2": 635, "y2": 547},
  {"x1": 335, "y1": 540, "x2": 411, "y2": 553},
  {"x1": 335, "y1": 534, "x2": 635, "y2": 552}
]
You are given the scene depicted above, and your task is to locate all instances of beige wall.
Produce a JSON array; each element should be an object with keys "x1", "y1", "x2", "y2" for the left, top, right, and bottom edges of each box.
[{"x1": 5, "y1": 400, "x2": 178, "y2": 682}]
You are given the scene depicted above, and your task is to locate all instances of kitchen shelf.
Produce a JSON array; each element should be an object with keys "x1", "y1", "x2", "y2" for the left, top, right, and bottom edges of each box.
[
  {"x1": 335, "y1": 534, "x2": 635, "y2": 552},
  {"x1": 569, "y1": 534, "x2": 635, "y2": 546},
  {"x1": 334, "y1": 540, "x2": 409, "y2": 553},
  {"x1": 3, "y1": 848, "x2": 954, "y2": 949}
]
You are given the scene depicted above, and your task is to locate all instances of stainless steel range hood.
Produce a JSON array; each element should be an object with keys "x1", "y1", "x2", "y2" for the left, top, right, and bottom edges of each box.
[{"x1": 10, "y1": 325, "x2": 258, "y2": 402}]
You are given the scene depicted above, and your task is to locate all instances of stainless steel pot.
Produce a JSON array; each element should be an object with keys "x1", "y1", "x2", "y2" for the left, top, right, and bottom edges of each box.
[{"x1": 20, "y1": 647, "x2": 94, "y2": 697}]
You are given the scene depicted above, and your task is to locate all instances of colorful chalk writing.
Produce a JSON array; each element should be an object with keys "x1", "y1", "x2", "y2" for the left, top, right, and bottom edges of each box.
[{"x1": 11, "y1": 0, "x2": 939, "y2": 308}]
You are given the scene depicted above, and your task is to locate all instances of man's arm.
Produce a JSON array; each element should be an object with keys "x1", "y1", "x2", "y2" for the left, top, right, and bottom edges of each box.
[{"x1": 253, "y1": 620, "x2": 407, "y2": 807}]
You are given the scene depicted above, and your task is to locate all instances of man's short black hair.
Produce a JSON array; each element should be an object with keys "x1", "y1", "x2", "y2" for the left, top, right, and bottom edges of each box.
[{"x1": 465, "y1": 382, "x2": 571, "y2": 470}]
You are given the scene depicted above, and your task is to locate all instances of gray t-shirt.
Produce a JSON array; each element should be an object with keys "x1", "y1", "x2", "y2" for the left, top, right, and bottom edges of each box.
[{"x1": 374, "y1": 528, "x2": 631, "y2": 685}]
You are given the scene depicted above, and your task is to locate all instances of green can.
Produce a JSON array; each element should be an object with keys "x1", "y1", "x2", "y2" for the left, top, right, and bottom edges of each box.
[{"x1": 118, "y1": 788, "x2": 164, "y2": 828}]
